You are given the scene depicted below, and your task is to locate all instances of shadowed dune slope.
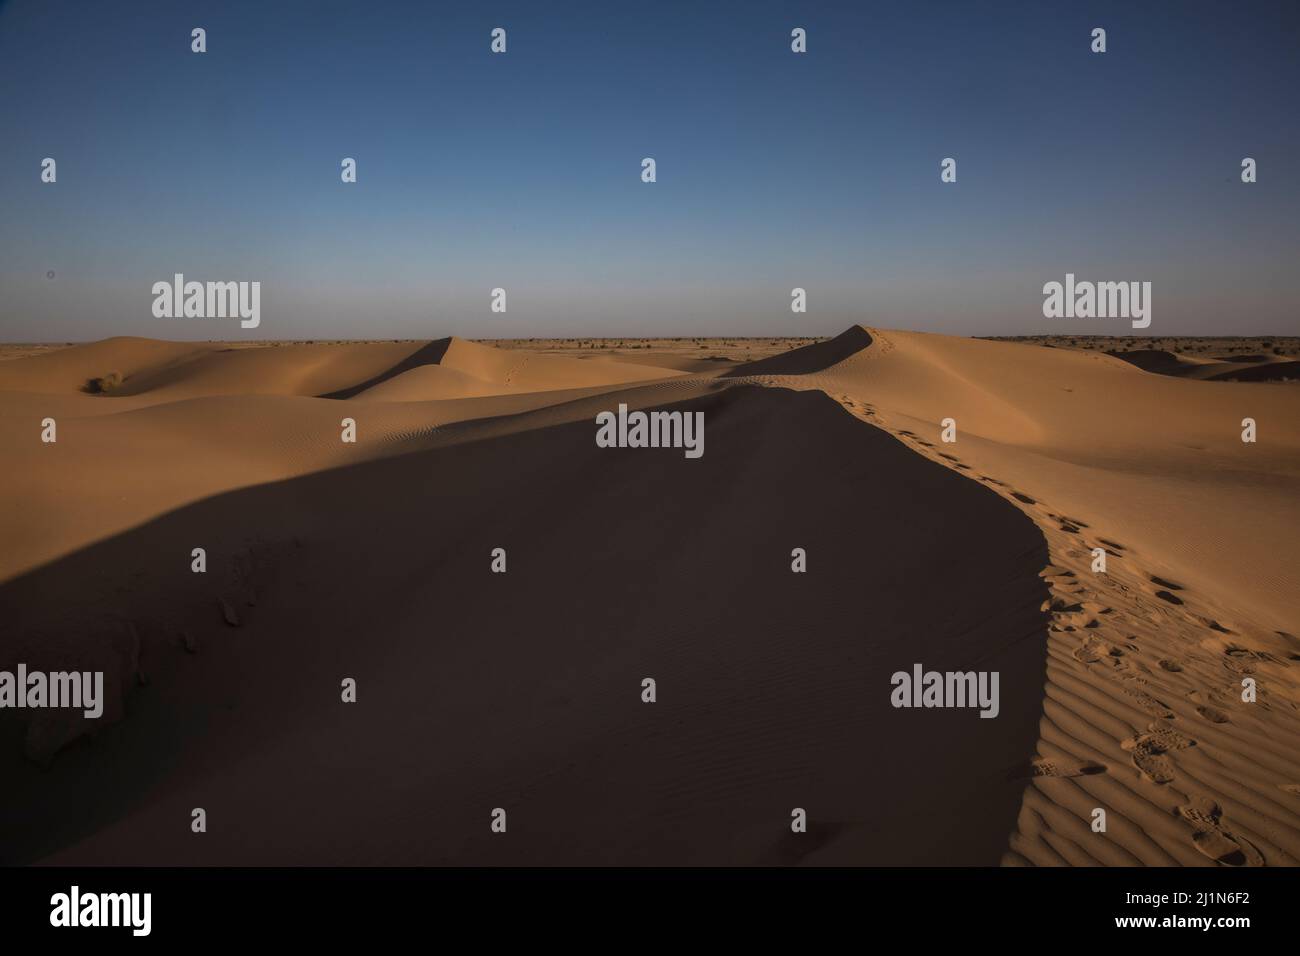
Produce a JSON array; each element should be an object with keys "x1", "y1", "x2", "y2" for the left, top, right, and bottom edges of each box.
[
  {"x1": 728, "y1": 325, "x2": 874, "y2": 376},
  {"x1": 1106, "y1": 349, "x2": 1300, "y2": 383},
  {"x1": 1105, "y1": 349, "x2": 1209, "y2": 376},
  {"x1": 0, "y1": 387, "x2": 1049, "y2": 866},
  {"x1": 1203, "y1": 361, "x2": 1300, "y2": 383},
  {"x1": 752, "y1": 326, "x2": 1300, "y2": 865},
  {"x1": 319, "y1": 339, "x2": 452, "y2": 399},
  {"x1": 797, "y1": 327, "x2": 1300, "y2": 631}
]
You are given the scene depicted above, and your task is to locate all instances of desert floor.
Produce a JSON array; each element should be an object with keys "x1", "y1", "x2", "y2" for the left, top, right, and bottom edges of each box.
[{"x1": 0, "y1": 329, "x2": 1297, "y2": 865}]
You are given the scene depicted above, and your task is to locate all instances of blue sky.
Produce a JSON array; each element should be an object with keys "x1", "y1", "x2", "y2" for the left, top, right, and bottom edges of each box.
[{"x1": 1, "y1": 0, "x2": 1297, "y2": 340}]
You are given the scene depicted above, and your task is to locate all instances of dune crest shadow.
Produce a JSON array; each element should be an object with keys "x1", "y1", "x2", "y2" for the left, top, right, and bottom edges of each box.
[
  {"x1": 727, "y1": 326, "x2": 873, "y2": 377},
  {"x1": 318, "y1": 338, "x2": 452, "y2": 399}
]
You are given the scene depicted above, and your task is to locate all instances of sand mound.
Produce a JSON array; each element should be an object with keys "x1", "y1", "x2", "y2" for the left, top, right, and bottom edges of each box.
[
  {"x1": 350, "y1": 363, "x2": 522, "y2": 401},
  {"x1": 0, "y1": 336, "x2": 683, "y2": 406},
  {"x1": 0, "y1": 337, "x2": 211, "y2": 395},
  {"x1": 1105, "y1": 348, "x2": 1202, "y2": 374},
  {"x1": 0, "y1": 339, "x2": 431, "y2": 403},
  {"x1": 435, "y1": 337, "x2": 682, "y2": 392},
  {"x1": 758, "y1": 326, "x2": 1300, "y2": 865},
  {"x1": 1206, "y1": 360, "x2": 1300, "y2": 383},
  {"x1": 1107, "y1": 348, "x2": 1300, "y2": 383},
  {"x1": 317, "y1": 340, "x2": 454, "y2": 399},
  {"x1": 335, "y1": 338, "x2": 686, "y2": 401}
]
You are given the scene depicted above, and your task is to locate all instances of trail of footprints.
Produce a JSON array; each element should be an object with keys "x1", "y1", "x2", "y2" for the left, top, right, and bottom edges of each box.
[
  {"x1": 1177, "y1": 796, "x2": 1266, "y2": 867},
  {"x1": 829, "y1": 395, "x2": 1300, "y2": 865}
]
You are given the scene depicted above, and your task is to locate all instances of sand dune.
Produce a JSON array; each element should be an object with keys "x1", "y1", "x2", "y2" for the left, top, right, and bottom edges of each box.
[
  {"x1": 723, "y1": 328, "x2": 1300, "y2": 865},
  {"x1": 0, "y1": 335, "x2": 680, "y2": 404},
  {"x1": 1106, "y1": 348, "x2": 1300, "y2": 383},
  {"x1": 1, "y1": 328, "x2": 1297, "y2": 866}
]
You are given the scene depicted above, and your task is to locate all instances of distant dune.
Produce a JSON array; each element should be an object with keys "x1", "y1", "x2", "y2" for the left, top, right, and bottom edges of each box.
[
  {"x1": 1105, "y1": 348, "x2": 1300, "y2": 383},
  {"x1": 1, "y1": 328, "x2": 1297, "y2": 866}
]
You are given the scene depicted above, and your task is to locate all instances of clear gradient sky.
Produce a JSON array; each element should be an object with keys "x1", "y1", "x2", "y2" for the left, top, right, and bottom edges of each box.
[{"x1": 1, "y1": 0, "x2": 1297, "y2": 341}]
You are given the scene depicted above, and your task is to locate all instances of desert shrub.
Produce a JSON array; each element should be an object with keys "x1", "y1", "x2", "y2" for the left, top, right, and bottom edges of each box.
[{"x1": 84, "y1": 370, "x2": 123, "y2": 394}]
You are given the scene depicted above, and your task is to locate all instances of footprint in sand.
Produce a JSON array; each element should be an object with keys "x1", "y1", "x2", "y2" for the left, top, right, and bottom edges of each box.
[
  {"x1": 1079, "y1": 598, "x2": 1113, "y2": 615},
  {"x1": 1221, "y1": 650, "x2": 1259, "y2": 676},
  {"x1": 1195, "y1": 704, "x2": 1231, "y2": 724},
  {"x1": 1176, "y1": 797, "x2": 1263, "y2": 866},
  {"x1": 1129, "y1": 750, "x2": 1176, "y2": 785},
  {"x1": 1139, "y1": 724, "x2": 1194, "y2": 753},
  {"x1": 1186, "y1": 688, "x2": 1236, "y2": 715},
  {"x1": 1193, "y1": 828, "x2": 1250, "y2": 865},
  {"x1": 1011, "y1": 492, "x2": 1036, "y2": 505},
  {"x1": 1072, "y1": 640, "x2": 1104, "y2": 664},
  {"x1": 1190, "y1": 615, "x2": 1233, "y2": 633},
  {"x1": 1026, "y1": 758, "x2": 1108, "y2": 779},
  {"x1": 1176, "y1": 796, "x2": 1223, "y2": 831},
  {"x1": 1158, "y1": 659, "x2": 1185, "y2": 673},
  {"x1": 1121, "y1": 684, "x2": 1175, "y2": 719},
  {"x1": 1073, "y1": 636, "x2": 1128, "y2": 671},
  {"x1": 1123, "y1": 722, "x2": 1194, "y2": 784},
  {"x1": 1047, "y1": 597, "x2": 1084, "y2": 613},
  {"x1": 1047, "y1": 511, "x2": 1088, "y2": 534}
]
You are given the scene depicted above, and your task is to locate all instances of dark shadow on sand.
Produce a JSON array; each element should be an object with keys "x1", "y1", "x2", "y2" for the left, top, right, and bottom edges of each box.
[
  {"x1": 727, "y1": 326, "x2": 873, "y2": 377},
  {"x1": 317, "y1": 338, "x2": 452, "y2": 399},
  {"x1": 0, "y1": 386, "x2": 1049, "y2": 866}
]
